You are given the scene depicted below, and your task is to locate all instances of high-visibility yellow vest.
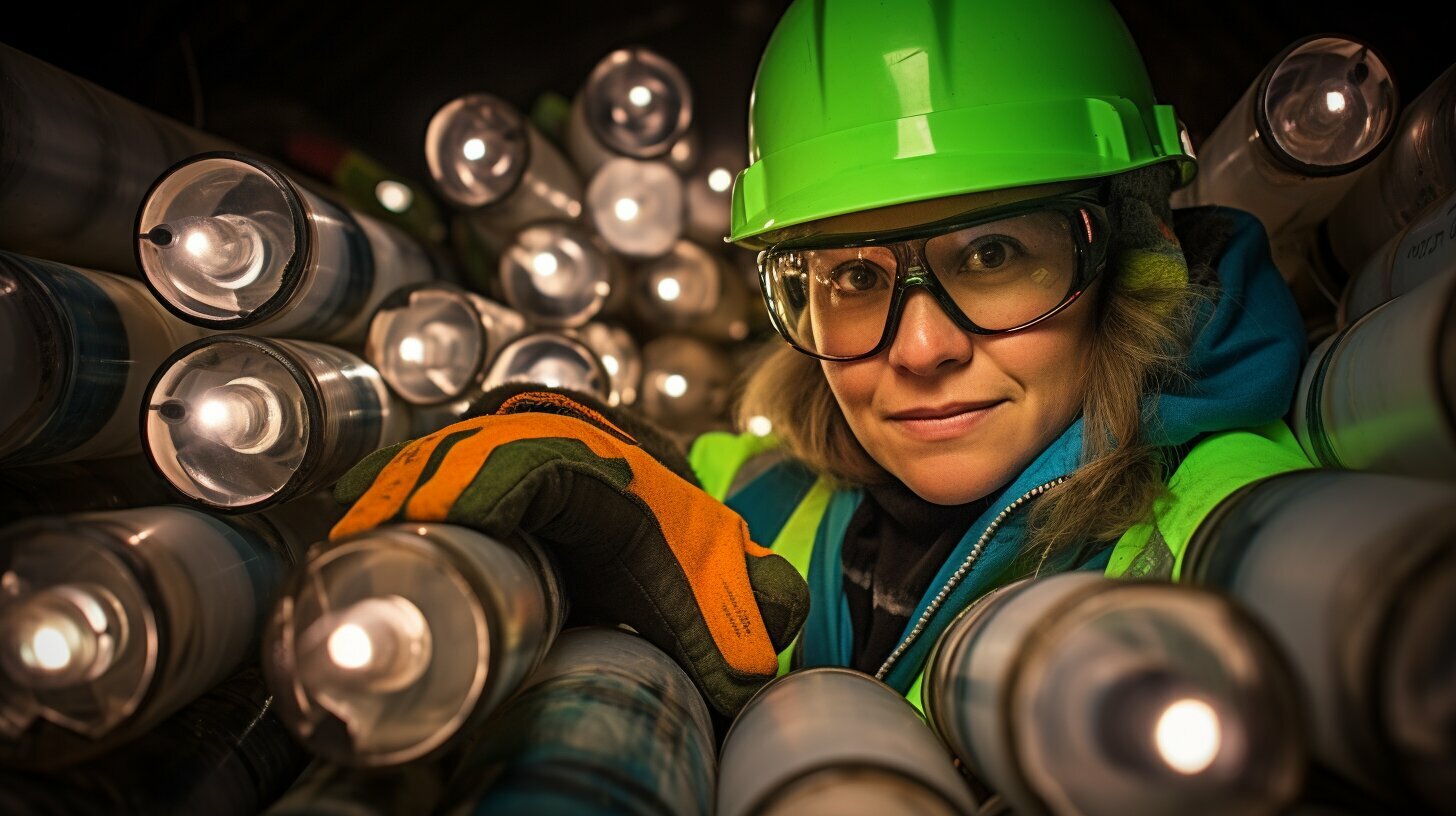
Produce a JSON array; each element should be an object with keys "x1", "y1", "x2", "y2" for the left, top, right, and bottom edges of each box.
[{"x1": 690, "y1": 421, "x2": 1313, "y2": 711}]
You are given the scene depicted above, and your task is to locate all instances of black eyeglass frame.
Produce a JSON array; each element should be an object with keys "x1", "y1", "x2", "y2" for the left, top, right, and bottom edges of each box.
[{"x1": 756, "y1": 190, "x2": 1113, "y2": 362}]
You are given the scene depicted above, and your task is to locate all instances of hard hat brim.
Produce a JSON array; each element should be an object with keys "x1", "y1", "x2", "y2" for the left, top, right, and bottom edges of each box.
[{"x1": 730, "y1": 97, "x2": 1194, "y2": 248}]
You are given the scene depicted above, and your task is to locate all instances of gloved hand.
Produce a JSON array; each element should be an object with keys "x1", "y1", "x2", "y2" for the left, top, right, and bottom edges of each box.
[{"x1": 328, "y1": 389, "x2": 809, "y2": 715}]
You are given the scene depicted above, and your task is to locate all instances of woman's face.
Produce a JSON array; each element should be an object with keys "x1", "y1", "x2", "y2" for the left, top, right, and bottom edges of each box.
[{"x1": 810, "y1": 184, "x2": 1100, "y2": 505}]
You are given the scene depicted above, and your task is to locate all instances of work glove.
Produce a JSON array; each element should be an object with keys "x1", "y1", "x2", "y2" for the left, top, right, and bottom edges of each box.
[{"x1": 328, "y1": 387, "x2": 809, "y2": 716}]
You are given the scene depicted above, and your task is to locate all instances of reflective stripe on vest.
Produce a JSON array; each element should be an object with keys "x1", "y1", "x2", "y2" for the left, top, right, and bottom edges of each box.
[{"x1": 1105, "y1": 420, "x2": 1314, "y2": 581}]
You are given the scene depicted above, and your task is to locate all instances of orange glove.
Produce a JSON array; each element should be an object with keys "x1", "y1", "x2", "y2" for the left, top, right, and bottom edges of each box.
[{"x1": 330, "y1": 390, "x2": 808, "y2": 715}]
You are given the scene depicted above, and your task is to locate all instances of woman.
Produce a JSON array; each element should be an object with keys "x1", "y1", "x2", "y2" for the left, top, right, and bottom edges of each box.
[{"x1": 330, "y1": 0, "x2": 1311, "y2": 716}]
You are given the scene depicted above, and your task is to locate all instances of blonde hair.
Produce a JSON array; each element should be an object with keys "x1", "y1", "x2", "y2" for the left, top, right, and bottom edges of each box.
[{"x1": 736, "y1": 240, "x2": 1203, "y2": 568}]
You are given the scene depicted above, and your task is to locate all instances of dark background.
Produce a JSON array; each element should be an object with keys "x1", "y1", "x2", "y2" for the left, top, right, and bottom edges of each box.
[{"x1": 5, "y1": 0, "x2": 1451, "y2": 209}]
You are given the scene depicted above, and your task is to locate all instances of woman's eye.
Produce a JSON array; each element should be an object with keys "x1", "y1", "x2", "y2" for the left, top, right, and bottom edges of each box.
[
  {"x1": 960, "y1": 236, "x2": 1022, "y2": 273},
  {"x1": 830, "y1": 261, "x2": 885, "y2": 293}
]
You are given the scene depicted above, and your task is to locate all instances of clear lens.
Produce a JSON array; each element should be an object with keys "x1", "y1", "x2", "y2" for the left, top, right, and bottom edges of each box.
[
  {"x1": 927, "y1": 210, "x2": 1079, "y2": 326},
  {"x1": 638, "y1": 335, "x2": 733, "y2": 431},
  {"x1": 581, "y1": 48, "x2": 693, "y2": 158},
  {"x1": 426, "y1": 95, "x2": 530, "y2": 208},
  {"x1": 574, "y1": 322, "x2": 642, "y2": 407},
  {"x1": 762, "y1": 208, "x2": 1081, "y2": 358},
  {"x1": 500, "y1": 223, "x2": 614, "y2": 326},
  {"x1": 143, "y1": 339, "x2": 309, "y2": 508},
  {"x1": 1016, "y1": 583, "x2": 1304, "y2": 816},
  {"x1": 635, "y1": 240, "x2": 721, "y2": 326},
  {"x1": 367, "y1": 287, "x2": 489, "y2": 405},
  {"x1": 927, "y1": 574, "x2": 1304, "y2": 816},
  {"x1": 0, "y1": 585, "x2": 122, "y2": 691},
  {"x1": 587, "y1": 158, "x2": 684, "y2": 258},
  {"x1": 0, "y1": 522, "x2": 149, "y2": 743},
  {"x1": 483, "y1": 332, "x2": 609, "y2": 399},
  {"x1": 137, "y1": 156, "x2": 299, "y2": 321},
  {"x1": 271, "y1": 530, "x2": 486, "y2": 764},
  {"x1": 1263, "y1": 38, "x2": 1397, "y2": 169}
]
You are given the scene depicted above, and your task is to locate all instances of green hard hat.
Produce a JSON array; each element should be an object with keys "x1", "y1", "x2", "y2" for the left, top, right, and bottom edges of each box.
[{"x1": 730, "y1": 0, "x2": 1196, "y2": 247}]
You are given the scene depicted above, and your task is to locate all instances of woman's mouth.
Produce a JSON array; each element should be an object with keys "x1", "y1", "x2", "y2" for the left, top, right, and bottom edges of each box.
[{"x1": 886, "y1": 401, "x2": 1004, "y2": 441}]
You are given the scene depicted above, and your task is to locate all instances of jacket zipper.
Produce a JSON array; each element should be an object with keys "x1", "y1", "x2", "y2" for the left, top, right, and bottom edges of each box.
[{"x1": 874, "y1": 476, "x2": 1068, "y2": 681}]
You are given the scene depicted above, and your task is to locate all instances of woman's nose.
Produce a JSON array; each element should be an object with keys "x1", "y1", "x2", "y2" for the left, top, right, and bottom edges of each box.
[{"x1": 886, "y1": 288, "x2": 974, "y2": 375}]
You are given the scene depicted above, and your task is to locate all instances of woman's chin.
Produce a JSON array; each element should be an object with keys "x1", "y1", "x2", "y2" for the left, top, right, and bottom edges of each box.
[{"x1": 893, "y1": 462, "x2": 1013, "y2": 507}]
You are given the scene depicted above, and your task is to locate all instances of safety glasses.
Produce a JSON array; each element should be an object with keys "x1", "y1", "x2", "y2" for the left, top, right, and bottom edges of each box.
[{"x1": 757, "y1": 191, "x2": 1110, "y2": 361}]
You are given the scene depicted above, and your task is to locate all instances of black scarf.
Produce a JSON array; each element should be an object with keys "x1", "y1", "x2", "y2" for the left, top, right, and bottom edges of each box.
[{"x1": 841, "y1": 481, "x2": 995, "y2": 673}]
